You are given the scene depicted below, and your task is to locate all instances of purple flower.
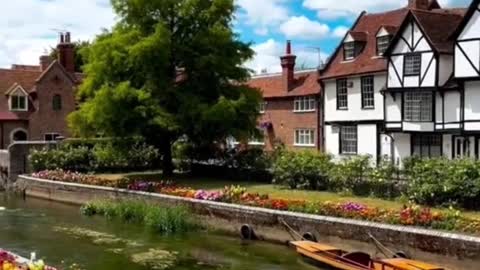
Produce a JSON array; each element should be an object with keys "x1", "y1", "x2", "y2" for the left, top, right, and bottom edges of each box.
[{"x1": 342, "y1": 202, "x2": 366, "y2": 212}]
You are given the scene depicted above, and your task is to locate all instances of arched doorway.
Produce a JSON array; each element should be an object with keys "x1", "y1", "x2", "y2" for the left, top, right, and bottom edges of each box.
[{"x1": 11, "y1": 129, "x2": 28, "y2": 142}]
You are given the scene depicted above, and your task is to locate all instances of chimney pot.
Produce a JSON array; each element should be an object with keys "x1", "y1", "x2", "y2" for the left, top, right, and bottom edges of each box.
[
  {"x1": 65, "y1": 32, "x2": 71, "y2": 43},
  {"x1": 286, "y1": 40, "x2": 292, "y2": 55}
]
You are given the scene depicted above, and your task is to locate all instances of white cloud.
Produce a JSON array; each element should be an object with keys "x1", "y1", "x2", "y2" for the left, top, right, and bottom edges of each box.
[
  {"x1": 245, "y1": 39, "x2": 328, "y2": 74},
  {"x1": 279, "y1": 16, "x2": 330, "y2": 40},
  {"x1": 0, "y1": 0, "x2": 115, "y2": 68},
  {"x1": 316, "y1": 9, "x2": 354, "y2": 21},
  {"x1": 333, "y1": 26, "x2": 349, "y2": 38},
  {"x1": 303, "y1": 0, "x2": 467, "y2": 18},
  {"x1": 236, "y1": 0, "x2": 289, "y2": 35}
]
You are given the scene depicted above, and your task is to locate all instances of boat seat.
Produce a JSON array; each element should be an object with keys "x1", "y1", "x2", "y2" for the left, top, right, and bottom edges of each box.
[{"x1": 342, "y1": 252, "x2": 372, "y2": 267}]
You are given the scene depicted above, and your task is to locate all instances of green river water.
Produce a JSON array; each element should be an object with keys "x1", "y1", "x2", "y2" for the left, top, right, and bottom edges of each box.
[{"x1": 0, "y1": 193, "x2": 320, "y2": 270}]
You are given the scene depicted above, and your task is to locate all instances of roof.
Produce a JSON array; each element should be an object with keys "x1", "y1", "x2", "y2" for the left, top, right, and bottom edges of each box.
[
  {"x1": 320, "y1": 8, "x2": 409, "y2": 80},
  {"x1": 410, "y1": 8, "x2": 466, "y2": 53},
  {"x1": 0, "y1": 61, "x2": 82, "y2": 94},
  {"x1": 0, "y1": 111, "x2": 26, "y2": 121},
  {"x1": 0, "y1": 69, "x2": 42, "y2": 93},
  {"x1": 348, "y1": 31, "x2": 368, "y2": 42},
  {"x1": 247, "y1": 70, "x2": 320, "y2": 99}
]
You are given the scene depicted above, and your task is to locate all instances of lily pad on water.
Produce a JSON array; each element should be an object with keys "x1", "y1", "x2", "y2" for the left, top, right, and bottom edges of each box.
[{"x1": 131, "y1": 249, "x2": 178, "y2": 270}]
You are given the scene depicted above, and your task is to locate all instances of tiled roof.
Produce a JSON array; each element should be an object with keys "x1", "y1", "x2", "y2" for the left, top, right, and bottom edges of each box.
[
  {"x1": 0, "y1": 62, "x2": 82, "y2": 93},
  {"x1": 247, "y1": 70, "x2": 320, "y2": 99},
  {"x1": 0, "y1": 111, "x2": 26, "y2": 121},
  {"x1": 349, "y1": 31, "x2": 368, "y2": 42},
  {"x1": 320, "y1": 8, "x2": 409, "y2": 80},
  {"x1": 0, "y1": 69, "x2": 42, "y2": 93},
  {"x1": 411, "y1": 8, "x2": 466, "y2": 53}
]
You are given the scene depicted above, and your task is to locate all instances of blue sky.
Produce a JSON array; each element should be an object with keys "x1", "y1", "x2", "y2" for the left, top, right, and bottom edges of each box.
[{"x1": 0, "y1": 0, "x2": 472, "y2": 73}]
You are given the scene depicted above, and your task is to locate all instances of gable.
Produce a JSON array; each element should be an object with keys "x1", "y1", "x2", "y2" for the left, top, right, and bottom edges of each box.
[
  {"x1": 458, "y1": 3, "x2": 480, "y2": 40},
  {"x1": 36, "y1": 61, "x2": 76, "y2": 87},
  {"x1": 392, "y1": 19, "x2": 432, "y2": 54}
]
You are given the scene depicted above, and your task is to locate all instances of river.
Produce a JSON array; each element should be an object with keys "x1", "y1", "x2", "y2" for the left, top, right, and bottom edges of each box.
[{"x1": 0, "y1": 193, "x2": 320, "y2": 270}]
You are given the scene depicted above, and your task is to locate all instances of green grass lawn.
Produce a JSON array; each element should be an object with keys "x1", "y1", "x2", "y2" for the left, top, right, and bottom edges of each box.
[{"x1": 96, "y1": 171, "x2": 480, "y2": 220}]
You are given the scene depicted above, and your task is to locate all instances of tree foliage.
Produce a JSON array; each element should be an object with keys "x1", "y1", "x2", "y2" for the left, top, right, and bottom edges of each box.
[{"x1": 68, "y1": 0, "x2": 261, "y2": 175}]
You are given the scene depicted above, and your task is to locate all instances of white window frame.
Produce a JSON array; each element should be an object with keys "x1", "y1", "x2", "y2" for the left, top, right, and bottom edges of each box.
[
  {"x1": 294, "y1": 129, "x2": 315, "y2": 147},
  {"x1": 44, "y1": 133, "x2": 61, "y2": 141},
  {"x1": 376, "y1": 35, "x2": 391, "y2": 56},
  {"x1": 340, "y1": 125, "x2": 358, "y2": 155},
  {"x1": 344, "y1": 42, "x2": 355, "y2": 60},
  {"x1": 294, "y1": 96, "x2": 316, "y2": 113},
  {"x1": 9, "y1": 88, "x2": 28, "y2": 112},
  {"x1": 404, "y1": 92, "x2": 433, "y2": 122},
  {"x1": 404, "y1": 53, "x2": 421, "y2": 76},
  {"x1": 337, "y1": 79, "x2": 348, "y2": 110},
  {"x1": 361, "y1": 76, "x2": 375, "y2": 109},
  {"x1": 259, "y1": 101, "x2": 267, "y2": 114}
]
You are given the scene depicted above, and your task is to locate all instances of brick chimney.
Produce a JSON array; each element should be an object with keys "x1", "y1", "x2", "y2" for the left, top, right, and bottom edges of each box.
[
  {"x1": 39, "y1": 55, "x2": 52, "y2": 71},
  {"x1": 57, "y1": 32, "x2": 75, "y2": 73},
  {"x1": 280, "y1": 40, "x2": 296, "y2": 92},
  {"x1": 408, "y1": 0, "x2": 429, "y2": 10}
]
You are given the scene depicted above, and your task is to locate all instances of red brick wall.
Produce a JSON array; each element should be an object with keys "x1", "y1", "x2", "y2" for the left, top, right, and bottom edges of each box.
[
  {"x1": 27, "y1": 65, "x2": 76, "y2": 141},
  {"x1": 259, "y1": 96, "x2": 321, "y2": 151}
]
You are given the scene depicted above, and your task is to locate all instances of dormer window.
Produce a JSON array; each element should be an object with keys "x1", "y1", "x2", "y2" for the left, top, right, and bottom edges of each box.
[
  {"x1": 7, "y1": 87, "x2": 28, "y2": 112},
  {"x1": 344, "y1": 42, "x2": 356, "y2": 61},
  {"x1": 343, "y1": 32, "x2": 366, "y2": 61},
  {"x1": 377, "y1": 35, "x2": 392, "y2": 56}
]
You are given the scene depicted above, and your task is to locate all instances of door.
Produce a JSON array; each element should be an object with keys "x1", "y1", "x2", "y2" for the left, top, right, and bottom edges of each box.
[{"x1": 455, "y1": 137, "x2": 471, "y2": 159}]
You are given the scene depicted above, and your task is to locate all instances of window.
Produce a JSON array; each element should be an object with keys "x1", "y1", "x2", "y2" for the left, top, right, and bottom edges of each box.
[
  {"x1": 412, "y1": 134, "x2": 442, "y2": 158},
  {"x1": 10, "y1": 94, "x2": 27, "y2": 111},
  {"x1": 376, "y1": 35, "x2": 391, "y2": 56},
  {"x1": 361, "y1": 76, "x2": 375, "y2": 109},
  {"x1": 44, "y1": 133, "x2": 61, "y2": 141},
  {"x1": 404, "y1": 92, "x2": 433, "y2": 122},
  {"x1": 53, "y1": 95, "x2": 62, "y2": 111},
  {"x1": 340, "y1": 125, "x2": 358, "y2": 154},
  {"x1": 294, "y1": 129, "x2": 315, "y2": 146},
  {"x1": 404, "y1": 54, "x2": 421, "y2": 76},
  {"x1": 337, "y1": 79, "x2": 348, "y2": 110},
  {"x1": 259, "y1": 102, "x2": 267, "y2": 114},
  {"x1": 294, "y1": 97, "x2": 316, "y2": 112},
  {"x1": 344, "y1": 42, "x2": 355, "y2": 60}
]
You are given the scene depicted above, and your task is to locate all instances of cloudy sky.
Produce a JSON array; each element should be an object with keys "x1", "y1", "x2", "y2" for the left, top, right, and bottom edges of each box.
[{"x1": 0, "y1": 0, "x2": 472, "y2": 74}]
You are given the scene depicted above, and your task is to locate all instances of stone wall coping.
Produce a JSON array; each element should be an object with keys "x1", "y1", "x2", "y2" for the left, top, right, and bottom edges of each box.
[{"x1": 18, "y1": 175, "x2": 480, "y2": 244}]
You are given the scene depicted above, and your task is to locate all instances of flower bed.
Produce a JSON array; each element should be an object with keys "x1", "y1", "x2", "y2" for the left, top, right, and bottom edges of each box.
[{"x1": 31, "y1": 170, "x2": 480, "y2": 235}]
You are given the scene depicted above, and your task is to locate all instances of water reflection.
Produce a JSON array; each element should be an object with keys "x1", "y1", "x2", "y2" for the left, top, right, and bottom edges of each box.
[{"x1": 0, "y1": 194, "x2": 320, "y2": 270}]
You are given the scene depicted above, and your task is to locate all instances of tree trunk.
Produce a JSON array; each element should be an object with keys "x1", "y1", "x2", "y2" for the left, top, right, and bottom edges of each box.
[{"x1": 162, "y1": 139, "x2": 174, "y2": 177}]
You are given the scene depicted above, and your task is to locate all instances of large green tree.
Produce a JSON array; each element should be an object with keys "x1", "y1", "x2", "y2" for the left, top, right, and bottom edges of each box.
[{"x1": 69, "y1": 0, "x2": 261, "y2": 175}]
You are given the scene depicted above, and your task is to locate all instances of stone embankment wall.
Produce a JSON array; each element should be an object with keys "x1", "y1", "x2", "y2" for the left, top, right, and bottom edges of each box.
[{"x1": 15, "y1": 175, "x2": 480, "y2": 269}]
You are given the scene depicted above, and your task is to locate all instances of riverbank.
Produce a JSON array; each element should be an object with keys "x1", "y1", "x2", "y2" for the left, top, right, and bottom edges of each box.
[{"x1": 14, "y1": 175, "x2": 480, "y2": 269}]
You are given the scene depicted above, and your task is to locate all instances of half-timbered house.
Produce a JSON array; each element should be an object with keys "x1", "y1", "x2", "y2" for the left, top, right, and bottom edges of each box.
[{"x1": 382, "y1": 3, "x2": 466, "y2": 163}]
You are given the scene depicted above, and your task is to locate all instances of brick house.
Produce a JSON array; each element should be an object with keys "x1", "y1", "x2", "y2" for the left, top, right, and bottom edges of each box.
[
  {"x1": 0, "y1": 32, "x2": 79, "y2": 149},
  {"x1": 247, "y1": 41, "x2": 323, "y2": 151}
]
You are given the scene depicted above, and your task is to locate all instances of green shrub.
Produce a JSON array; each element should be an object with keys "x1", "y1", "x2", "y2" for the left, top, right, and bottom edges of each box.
[
  {"x1": 29, "y1": 139, "x2": 160, "y2": 173},
  {"x1": 273, "y1": 150, "x2": 333, "y2": 190},
  {"x1": 328, "y1": 155, "x2": 372, "y2": 196},
  {"x1": 406, "y1": 158, "x2": 480, "y2": 209},
  {"x1": 369, "y1": 158, "x2": 403, "y2": 199}
]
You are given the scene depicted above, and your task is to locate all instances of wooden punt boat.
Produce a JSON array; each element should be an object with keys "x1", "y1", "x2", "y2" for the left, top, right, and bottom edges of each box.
[{"x1": 290, "y1": 241, "x2": 444, "y2": 270}]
